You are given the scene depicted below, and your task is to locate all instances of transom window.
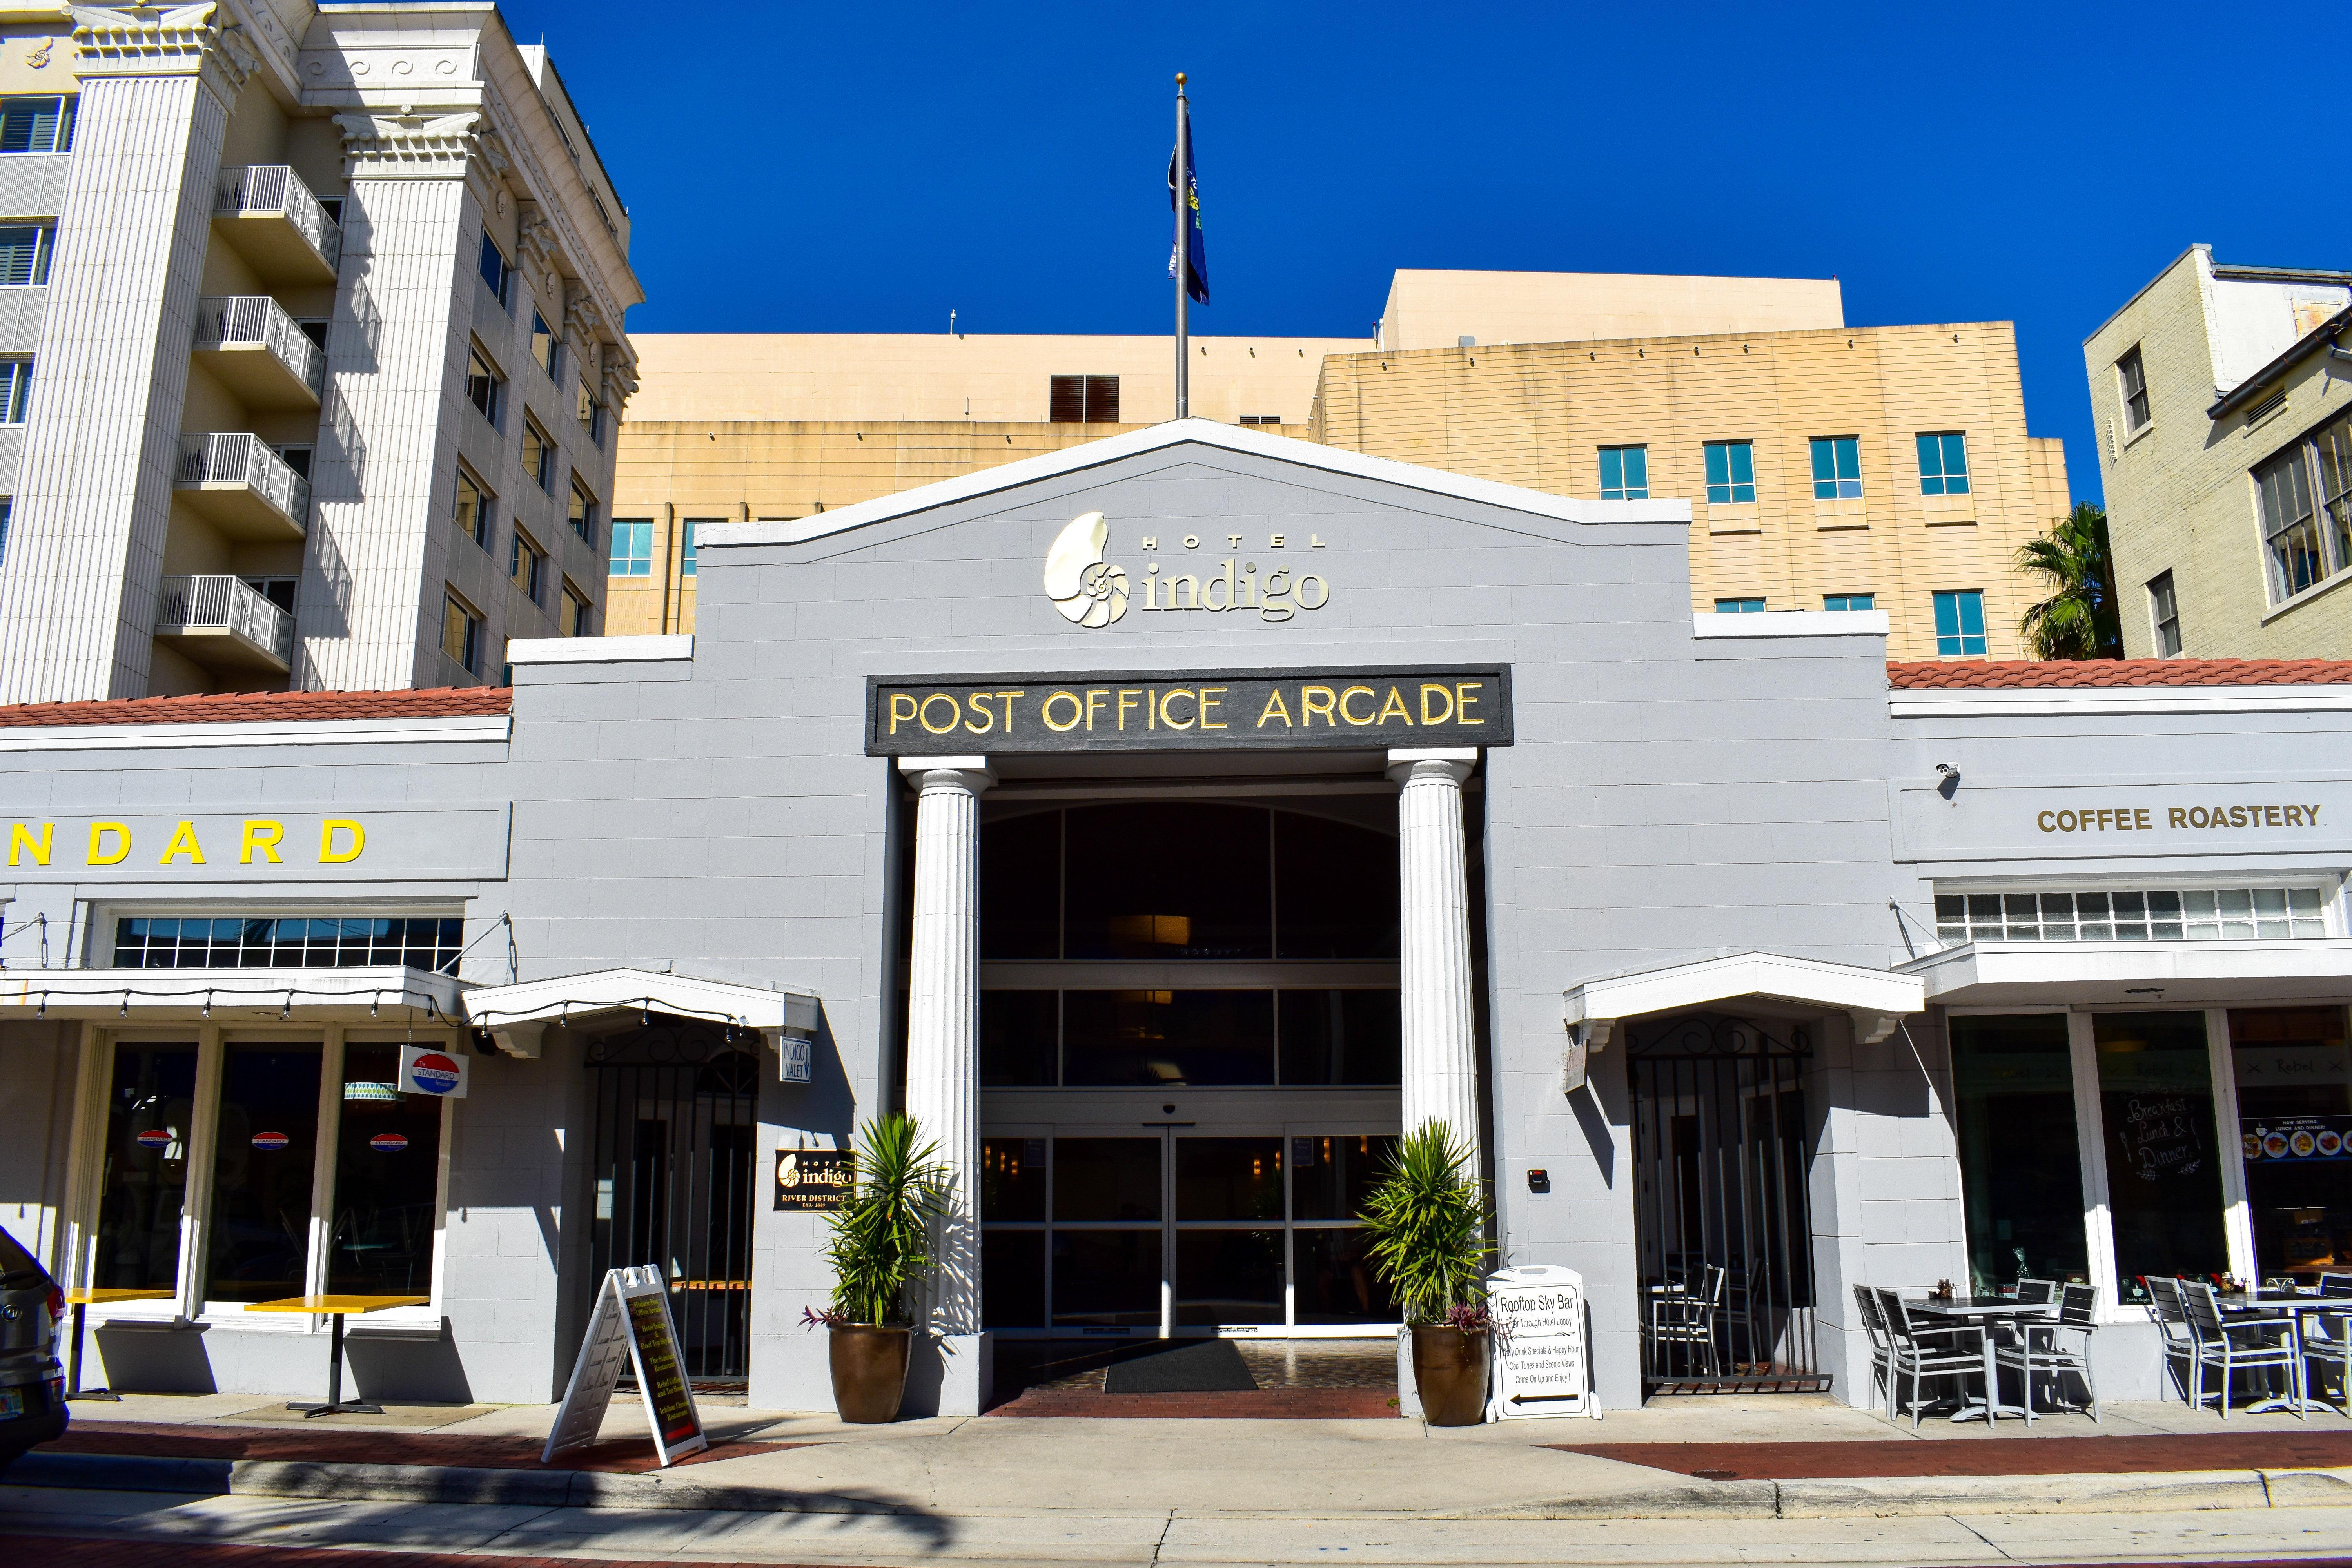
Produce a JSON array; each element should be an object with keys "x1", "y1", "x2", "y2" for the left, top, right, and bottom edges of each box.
[
  {"x1": 112, "y1": 914, "x2": 465, "y2": 970},
  {"x1": 1810, "y1": 436, "x2": 1862, "y2": 499},
  {"x1": 1704, "y1": 440, "x2": 1755, "y2": 503},
  {"x1": 1934, "y1": 887, "x2": 2328, "y2": 946},
  {"x1": 1917, "y1": 432, "x2": 1970, "y2": 495},
  {"x1": 1598, "y1": 445, "x2": 1648, "y2": 500}
]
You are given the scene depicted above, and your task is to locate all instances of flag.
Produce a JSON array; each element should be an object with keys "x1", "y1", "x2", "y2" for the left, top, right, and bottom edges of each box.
[{"x1": 1168, "y1": 119, "x2": 1209, "y2": 306}]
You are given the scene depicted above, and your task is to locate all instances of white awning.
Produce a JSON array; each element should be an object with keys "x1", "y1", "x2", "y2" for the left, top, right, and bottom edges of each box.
[
  {"x1": 1563, "y1": 950, "x2": 1926, "y2": 1052},
  {"x1": 459, "y1": 967, "x2": 819, "y2": 1058},
  {"x1": 0, "y1": 965, "x2": 465, "y2": 1024},
  {"x1": 1900, "y1": 938, "x2": 2352, "y2": 1008}
]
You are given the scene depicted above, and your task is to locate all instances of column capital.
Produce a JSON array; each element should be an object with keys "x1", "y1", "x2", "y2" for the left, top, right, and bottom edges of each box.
[
  {"x1": 73, "y1": 3, "x2": 256, "y2": 101},
  {"x1": 898, "y1": 756, "x2": 994, "y2": 794},
  {"x1": 1386, "y1": 747, "x2": 1476, "y2": 787},
  {"x1": 333, "y1": 108, "x2": 487, "y2": 181}
]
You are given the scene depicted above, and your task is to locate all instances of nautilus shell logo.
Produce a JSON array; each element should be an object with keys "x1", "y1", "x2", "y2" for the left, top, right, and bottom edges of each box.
[{"x1": 1043, "y1": 512, "x2": 1128, "y2": 628}]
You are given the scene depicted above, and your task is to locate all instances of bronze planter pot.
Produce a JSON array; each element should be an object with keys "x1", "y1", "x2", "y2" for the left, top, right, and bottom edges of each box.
[
  {"x1": 1410, "y1": 1325, "x2": 1490, "y2": 1426},
  {"x1": 828, "y1": 1324, "x2": 912, "y2": 1423}
]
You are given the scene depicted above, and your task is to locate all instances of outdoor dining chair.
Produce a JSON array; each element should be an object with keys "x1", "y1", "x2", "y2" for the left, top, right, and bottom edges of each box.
[
  {"x1": 2181, "y1": 1278, "x2": 2305, "y2": 1419},
  {"x1": 2014, "y1": 1277, "x2": 2058, "y2": 1305},
  {"x1": 1647, "y1": 1261, "x2": 1726, "y2": 1378},
  {"x1": 2145, "y1": 1276, "x2": 2197, "y2": 1404},
  {"x1": 1852, "y1": 1283, "x2": 1894, "y2": 1419},
  {"x1": 1875, "y1": 1287, "x2": 1987, "y2": 1430},
  {"x1": 1994, "y1": 1281, "x2": 2100, "y2": 1423},
  {"x1": 2304, "y1": 1277, "x2": 2349, "y2": 1417}
]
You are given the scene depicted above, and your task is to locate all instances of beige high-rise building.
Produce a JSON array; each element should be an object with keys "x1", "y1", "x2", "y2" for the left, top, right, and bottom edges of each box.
[{"x1": 612, "y1": 270, "x2": 2070, "y2": 659}]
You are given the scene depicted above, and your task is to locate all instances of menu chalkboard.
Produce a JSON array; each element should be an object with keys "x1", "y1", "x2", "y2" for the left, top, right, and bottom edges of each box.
[{"x1": 2112, "y1": 1092, "x2": 2207, "y2": 1183}]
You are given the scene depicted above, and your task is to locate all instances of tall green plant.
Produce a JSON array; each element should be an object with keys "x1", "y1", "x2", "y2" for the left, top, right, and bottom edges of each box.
[
  {"x1": 1358, "y1": 1121, "x2": 1492, "y2": 1326},
  {"x1": 822, "y1": 1113, "x2": 949, "y2": 1327},
  {"x1": 2016, "y1": 502, "x2": 2123, "y2": 659}
]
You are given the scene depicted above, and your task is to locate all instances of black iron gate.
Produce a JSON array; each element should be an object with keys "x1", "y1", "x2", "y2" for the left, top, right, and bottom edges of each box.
[
  {"x1": 586, "y1": 1023, "x2": 759, "y2": 1387},
  {"x1": 1628, "y1": 1013, "x2": 1824, "y2": 1392}
]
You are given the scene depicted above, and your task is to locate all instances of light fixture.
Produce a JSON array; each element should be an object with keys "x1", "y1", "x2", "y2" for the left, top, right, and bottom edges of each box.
[{"x1": 201, "y1": 990, "x2": 212, "y2": 1020}]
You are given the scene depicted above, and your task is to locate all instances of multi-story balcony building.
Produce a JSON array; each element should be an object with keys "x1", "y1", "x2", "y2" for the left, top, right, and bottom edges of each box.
[{"x1": 0, "y1": 2, "x2": 641, "y2": 701}]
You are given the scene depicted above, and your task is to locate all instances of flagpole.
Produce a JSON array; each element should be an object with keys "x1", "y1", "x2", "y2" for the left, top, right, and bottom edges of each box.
[{"x1": 1174, "y1": 72, "x2": 1189, "y2": 421}]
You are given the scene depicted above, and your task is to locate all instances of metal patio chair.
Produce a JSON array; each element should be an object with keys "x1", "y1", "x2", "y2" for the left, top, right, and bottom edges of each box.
[
  {"x1": 1852, "y1": 1283, "x2": 1894, "y2": 1419},
  {"x1": 2145, "y1": 1276, "x2": 2197, "y2": 1404},
  {"x1": 1647, "y1": 1262, "x2": 1725, "y2": 1379},
  {"x1": 2181, "y1": 1278, "x2": 2304, "y2": 1419},
  {"x1": 2303, "y1": 1276, "x2": 2350, "y2": 1417},
  {"x1": 1876, "y1": 1287, "x2": 1987, "y2": 1430},
  {"x1": 2014, "y1": 1277, "x2": 2058, "y2": 1305},
  {"x1": 1995, "y1": 1281, "x2": 2100, "y2": 1423}
]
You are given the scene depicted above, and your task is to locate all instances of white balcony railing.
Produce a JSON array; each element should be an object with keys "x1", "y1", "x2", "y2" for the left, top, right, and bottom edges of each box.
[
  {"x1": 192, "y1": 295, "x2": 324, "y2": 398},
  {"x1": 174, "y1": 432, "x2": 310, "y2": 527},
  {"x1": 156, "y1": 575, "x2": 294, "y2": 665},
  {"x1": 213, "y1": 164, "x2": 342, "y2": 271}
]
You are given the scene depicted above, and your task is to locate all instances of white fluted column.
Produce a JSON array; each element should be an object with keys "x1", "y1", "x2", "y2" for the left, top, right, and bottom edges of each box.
[
  {"x1": 1389, "y1": 748, "x2": 1481, "y2": 1168},
  {"x1": 898, "y1": 755, "x2": 993, "y2": 1339}
]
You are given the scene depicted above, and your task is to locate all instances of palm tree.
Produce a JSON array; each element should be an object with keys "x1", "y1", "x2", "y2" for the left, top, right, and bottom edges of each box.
[{"x1": 2016, "y1": 502, "x2": 2122, "y2": 659}]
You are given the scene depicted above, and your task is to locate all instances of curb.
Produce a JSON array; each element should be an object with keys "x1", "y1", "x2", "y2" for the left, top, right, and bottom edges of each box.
[
  {"x1": 1459, "y1": 1465, "x2": 2352, "y2": 1520},
  {"x1": 2, "y1": 1453, "x2": 234, "y2": 1496}
]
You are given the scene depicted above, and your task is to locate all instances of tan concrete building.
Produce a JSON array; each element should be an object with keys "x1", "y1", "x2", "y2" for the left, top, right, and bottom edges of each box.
[
  {"x1": 2085, "y1": 246, "x2": 2352, "y2": 659},
  {"x1": 613, "y1": 271, "x2": 2071, "y2": 659}
]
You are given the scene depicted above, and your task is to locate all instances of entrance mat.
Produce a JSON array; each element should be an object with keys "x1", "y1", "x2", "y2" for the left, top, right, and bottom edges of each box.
[
  {"x1": 1102, "y1": 1338, "x2": 1257, "y2": 1394},
  {"x1": 1549, "y1": 1431, "x2": 2352, "y2": 1481},
  {"x1": 989, "y1": 1388, "x2": 1397, "y2": 1418},
  {"x1": 38, "y1": 1420, "x2": 809, "y2": 1474}
]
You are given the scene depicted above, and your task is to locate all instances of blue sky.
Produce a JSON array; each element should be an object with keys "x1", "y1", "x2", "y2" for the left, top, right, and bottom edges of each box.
[{"x1": 506, "y1": 1, "x2": 2352, "y2": 505}]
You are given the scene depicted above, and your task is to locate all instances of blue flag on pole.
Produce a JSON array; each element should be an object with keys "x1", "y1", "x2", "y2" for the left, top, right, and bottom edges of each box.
[{"x1": 1168, "y1": 123, "x2": 1209, "y2": 306}]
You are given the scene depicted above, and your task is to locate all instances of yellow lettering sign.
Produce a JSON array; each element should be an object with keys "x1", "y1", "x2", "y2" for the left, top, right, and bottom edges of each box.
[
  {"x1": 919, "y1": 693, "x2": 960, "y2": 735},
  {"x1": 1419, "y1": 684, "x2": 1455, "y2": 724},
  {"x1": 87, "y1": 822, "x2": 129, "y2": 865},
  {"x1": 1377, "y1": 686, "x2": 1413, "y2": 725},
  {"x1": 1041, "y1": 691, "x2": 1084, "y2": 732},
  {"x1": 1338, "y1": 685, "x2": 1376, "y2": 725},
  {"x1": 1455, "y1": 682, "x2": 1484, "y2": 724},
  {"x1": 1198, "y1": 686, "x2": 1228, "y2": 730},
  {"x1": 7, "y1": 822, "x2": 51, "y2": 866},
  {"x1": 241, "y1": 820, "x2": 284, "y2": 864},
  {"x1": 1301, "y1": 686, "x2": 1336, "y2": 726},
  {"x1": 1256, "y1": 689, "x2": 1292, "y2": 727},
  {"x1": 158, "y1": 820, "x2": 206, "y2": 865},
  {"x1": 887, "y1": 693, "x2": 917, "y2": 734},
  {"x1": 1160, "y1": 688, "x2": 1196, "y2": 730},
  {"x1": 320, "y1": 819, "x2": 365, "y2": 863}
]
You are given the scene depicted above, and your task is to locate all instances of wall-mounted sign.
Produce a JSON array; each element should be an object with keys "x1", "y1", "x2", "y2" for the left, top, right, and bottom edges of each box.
[
  {"x1": 868, "y1": 667, "x2": 1512, "y2": 755},
  {"x1": 0, "y1": 804, "x2": 511, "y2": 881},
  {"x1": 779, "y1": 1037, "x2": 812, "y2": 1083},
  {"x1": 775, "y1": 1147, "x2": 853, "y2": 1211},
  {"x1": 1044, "y1": 512, "x2": 1333, "y2": 630},
  {"x1": 1893, "y1": 779, "x2": 2352, "y2": 864},
  {"x1": 399, "y1": 1044, "x2": 468, "y2": 1099}
]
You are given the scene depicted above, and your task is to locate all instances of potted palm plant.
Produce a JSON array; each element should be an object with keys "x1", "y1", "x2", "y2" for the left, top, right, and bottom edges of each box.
[
  {"x1": 804, "y1": 1113, "x2": 947, "y2": 1423},
  {"x1": 1359, "y1": 1120, "x2": 1494, "y2": 1426}
]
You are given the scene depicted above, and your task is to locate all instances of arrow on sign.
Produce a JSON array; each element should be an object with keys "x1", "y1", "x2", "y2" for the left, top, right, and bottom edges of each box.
[{"x1": 1508, "y1": 1392, "x2": 1583, "y2": 1405}]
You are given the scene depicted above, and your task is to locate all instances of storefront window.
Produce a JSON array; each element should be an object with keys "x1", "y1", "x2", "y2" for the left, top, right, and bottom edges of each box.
[
  {"x1": 1949, "y1": 1014, "x2": 2088, "y2": 1291},
  {"x1": 2230, "y1": 1007, "x2": 2352, "y2": 1282},
  {"x1": 94, "y1": 1043, "x2": 198, "y2": 1292},
  {"x1": 327, "y1": 1044, "x2": 445, "y2": 1296},
  {"x1": 1063, "y1": 990, "x2": 1276, "y2": 1086},
  {"x1": 202, "y1": 1044, "x2": 323, "y2": 1303},
  {"x1": 2095, "y1": 1013, "x2": 2230, "y2": 1301}
]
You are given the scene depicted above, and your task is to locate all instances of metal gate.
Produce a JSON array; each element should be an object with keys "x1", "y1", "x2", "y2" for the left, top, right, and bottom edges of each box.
[
  {"x1": 586, "y1": 1023, "x2": 760, "y2": 1387},
  {"x1": 1628, "y1": 1013, "x2": 1824, "y2": 1392}
]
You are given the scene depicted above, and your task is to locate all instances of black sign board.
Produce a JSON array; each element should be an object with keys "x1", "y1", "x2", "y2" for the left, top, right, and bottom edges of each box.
[
  {"x1": 775, "y1": 1147, "x2": 853, "y2": 1212},
  {"x1": 623, "y1": 1290, "x2": 704, "y2": 1452},
  {"x1": 866, "y1": 666, "x2": 1512, "y2": 755}
]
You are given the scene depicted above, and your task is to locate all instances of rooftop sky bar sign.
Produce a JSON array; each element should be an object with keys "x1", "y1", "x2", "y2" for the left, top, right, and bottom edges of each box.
[{"x1": 867, "y1": 667, "x2": 1512, "y2": 755}]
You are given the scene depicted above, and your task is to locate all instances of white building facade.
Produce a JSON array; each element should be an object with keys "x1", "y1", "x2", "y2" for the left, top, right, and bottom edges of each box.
[{"x1": 0, "y1": 2, "x2": 641, "y2": 703}]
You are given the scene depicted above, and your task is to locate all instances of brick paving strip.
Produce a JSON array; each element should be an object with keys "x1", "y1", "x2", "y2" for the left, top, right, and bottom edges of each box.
[
  {"x1": 38, "y1": 1421, "x2": 809, "y2": 1474},
  {"x1": 1550, "y1": 1431, "x2": 2352, "y2": 1481},
  {"x1": 984, "y1": 1388, "x2": 1396, "y2": 1417}
]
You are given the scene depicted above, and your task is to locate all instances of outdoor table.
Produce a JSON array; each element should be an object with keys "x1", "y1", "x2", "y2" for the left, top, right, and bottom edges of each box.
[
  {"x1": 61, "y1": 1287, "x2": 173, "y2": 1401},
  {"x1": 244, "y1": 1294, "x2": 428, "y2": 1417},
  {"x1": 1905, "y1": 1296, "x2": 2058, "y2": 1423}
]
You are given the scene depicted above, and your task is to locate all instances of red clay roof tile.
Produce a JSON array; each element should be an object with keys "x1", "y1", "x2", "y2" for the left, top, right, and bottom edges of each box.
[
  {"x1": 1888, "y1": 659, "x2": 2352, "y2": 689},
  {"x1": 0, "y1": 687, "x2": 511, "y2": 728}
]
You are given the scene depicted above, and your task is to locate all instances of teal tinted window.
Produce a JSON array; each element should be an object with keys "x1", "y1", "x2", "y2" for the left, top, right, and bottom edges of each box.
[
  {"x1": 1704, "y1": 440, "x2": 1755, "y2": 504},
  {"x1": 1598, "y1": 445, "x2": 1648, "y2": 500},
  {"x1": 1933, "y1": 588, "x2": 1986, "y2": 655},
  {"x1": 609, "y1": 519, "x2": 653, "y2": 577},
  {"x1": 1918, "y1": 432, "x2": 1971, "y2": 495},
  {"x1": 1714, "y1": 597, "x2": 1764, "y2": 613},
  {"x1": 1810, "y1": 436, "x2": 1861, "y2": 499},
  {"x1": 1823, "y1": 593, "x2": 1874, "y2": 611},
  {"x1": 680, "y1": 519, "x2": 700, "y2": 577}
]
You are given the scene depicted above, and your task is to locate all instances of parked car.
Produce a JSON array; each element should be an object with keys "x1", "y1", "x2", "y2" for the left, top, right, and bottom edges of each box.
[{"x1": 0, "y1": 1225, "x2": 66, "y2": 1473}]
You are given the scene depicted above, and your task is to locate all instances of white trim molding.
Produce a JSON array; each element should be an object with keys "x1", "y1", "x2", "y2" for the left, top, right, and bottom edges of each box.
[
  {"x1": 0, "y1": 964, "x2": 465, "y2": 1023},
  {"x1": 461, "y1": 965, "x2": 819, "y2": 1059},
  {"x1": 506, "y1": 633, "x2": 691, "y2": 666},
  {"x1": 1563, "y1": 950, "x2": 1925, "y2": 1053},
  {"x1": 1693, "y1": 610, "x2": 1891, "y2": 639},
  {"x1": 0, "y1": 713, "x2": 510, "y2": 752},
  {"x1": 1902, "y1": 936, "x2": 2352, "y2": 1007},
  {"x1": 698, "y1": 419, "x2": 1692, "y2": 551},
  {"x1": 1889, "y1": 685, "x2": 2352, "y2": 719}
]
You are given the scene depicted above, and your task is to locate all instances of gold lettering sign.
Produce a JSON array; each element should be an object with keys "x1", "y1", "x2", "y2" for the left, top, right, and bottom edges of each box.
[
  {"x1": 2, "y1": 817, "x2": 376, "y2": 868},
  {"x1": 2035, "y1": 802, "x2": 2325, "y2": 835},
  {"x1": 869, "y1": 668, "x2": 1512, "y2": 755}
]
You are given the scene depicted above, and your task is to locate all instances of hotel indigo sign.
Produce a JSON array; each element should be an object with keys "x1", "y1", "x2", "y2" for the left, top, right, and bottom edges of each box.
[{"x1": 867, "y1": 668, "x2": 1513, "y2": 755}]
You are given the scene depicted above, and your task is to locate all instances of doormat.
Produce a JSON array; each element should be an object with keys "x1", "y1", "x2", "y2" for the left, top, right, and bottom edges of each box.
[{"x1": 1101, "y1": 1339, "x2": 1258, "y2": 1394}]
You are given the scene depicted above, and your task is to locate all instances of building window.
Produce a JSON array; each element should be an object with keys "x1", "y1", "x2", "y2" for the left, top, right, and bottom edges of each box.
[
  {"x1": 441, "y1": 592, "x2": 481, "y2": 673},
  {"x1": 610, "y1": 518, "x2": 653, "y2": 577},
  {"x1": 1810, "y1": 436, "x2": 1862, "y2": 499},
  {"x1": 464, "y1": 345, "x2": 502, "y2": 428},
  {"x1": 2257, "y1": 445, "x2": 2324, "y2": 602},
  {"x1": 2117, "y1": 345, "x2": 2150, "y2": 433},
  {"x1": 1048, "y1": 375, "x2": 1120, "y2": 423},
  {"x1": 1713, "y1": 597, "x2": 1764, "y2": 613},
  {"x1": 521, "y1": 418, "x2": 554, "y2": 491},
  {"x1": 569, "y1": 481, "x2": 597, "y2": 547},
  {"x1": 2096, "y1": 1011, "x2": 2231, "y2": 1301},
  {"x1": 0, "y1": 224, "x2": 53, "y2": 287},
  {"x1": 509, "y1": 526, "x2": 545, "y2": 605},
  {"x1": 561, "y1": 583, "x2": 591, "y2": 636},
  {"x1": 0, "y1": 96, "x2": 74, "y2": 154},
  {"x1": 2230, "y1": 1007, "x2": 2352, "y2": 1284},
  {"x1": 1950, "y1": 1014, "x2": 2090, "y2": 1290},
  {"x1": 530, "y1": 310, "x2": 557, "y2": 379},
  {"x1": 1932, "y1": 588, "x2": 1986, "y2": 655},
  {"x1": 477, "y1": 232, "x2": 511, "y2": 311},
  {"x1": 682, "y1": 519, "x2": 715, "y2": 578},
  {"x1": 0, "y1": 357, "x2": 32, "y2": 425},
  {"x1": 1238, "y1": 414, "x2": 1281, "y2": 426},
  {"x1": 113, "y1": 914, "x2": 465, "y2": 971},
  {"x1": 575, "y1": 378, "x2": 603, "y2": 445},
  {"x1": 1916, "y1": 432, "x2": 1970, "y2": 495},
  {"x1": 1823, "y1": 593, "x2": 1874, "y2": 611},
  {"x1": 1932, "y1": 887, "x2": 2328, "y2": 945},
  {"x1": 1597, "y1": 446, "x2": 1648, "y2": 500},
  {"x1": 454, "y1": 467, "x2": 491, "y2": 549},
  {"x1": 1703, "y1": 440, "x2": 1755, "y2": 504},
  {"x1": 0, "y1": 497, "x2": 11, "y2": 567},
  {"x1": 2313, "y1": 413, "x2": 2352, "y2": 577},
  {"x1": 2148, "y1": 571, "x2": 2181, "y2": 656}
]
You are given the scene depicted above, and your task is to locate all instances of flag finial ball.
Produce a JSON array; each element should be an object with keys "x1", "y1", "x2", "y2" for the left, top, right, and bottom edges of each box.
[{"x1": 1175, "y1": 73, "x2": 1186, "y2": 85}]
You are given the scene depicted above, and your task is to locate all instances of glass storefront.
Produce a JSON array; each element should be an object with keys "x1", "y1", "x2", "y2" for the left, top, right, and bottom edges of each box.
[
  {"x1": 1949, "y1": 1014, "x2": 2088, "y2": 1290},
  {"x1": 2231, "y1": 1007, "x2": 2352, "y2": 1281}
]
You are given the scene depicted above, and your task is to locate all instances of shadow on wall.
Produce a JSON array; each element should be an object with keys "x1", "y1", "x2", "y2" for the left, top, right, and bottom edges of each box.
[
  {"x1": 91, "y1": 1323, "x2": 216, "y2": 1394},
  {"x1": 347, "y1": 1323, "x2": 473, "y2": 1405}
]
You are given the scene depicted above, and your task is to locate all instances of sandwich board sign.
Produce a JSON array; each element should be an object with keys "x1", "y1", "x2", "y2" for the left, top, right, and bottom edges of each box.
[
  {"x1": 542, "y1": 1265, "x2": 708, "y2": 1466},
  {"x1": 1485, "y1": 1264, "x2": 1599, "y2": 1421}
]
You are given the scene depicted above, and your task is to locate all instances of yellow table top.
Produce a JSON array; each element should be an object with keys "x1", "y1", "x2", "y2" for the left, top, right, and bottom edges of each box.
[
  {"x1": 242, "y1": 1294, "x2": 429, "y2": 1314},
  {"x1": 65, "y1": 1288, "x2": 174, "y2": 1305}
]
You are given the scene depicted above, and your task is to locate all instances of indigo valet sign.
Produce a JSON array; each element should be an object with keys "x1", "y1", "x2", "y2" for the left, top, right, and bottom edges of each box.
[{"x1": 868, "y1": 667, "x2": 1513, "y2": 755}]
